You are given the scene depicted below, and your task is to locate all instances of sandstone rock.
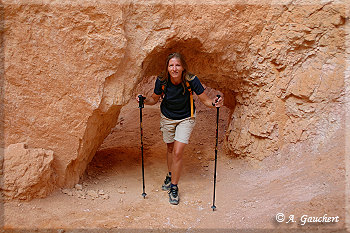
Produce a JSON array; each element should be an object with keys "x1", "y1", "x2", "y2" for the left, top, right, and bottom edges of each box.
[
  {"x1": 2, "y1": 143, "x2": 55, "y2": 200},
  {"x1": 75, "y1": 190, "x2": 85, "y2": 197},
  {"x1": 67, "y1": 190, "x2": 74, "y2": 196},
  {"x1": 117, "y1": 189, "x2": 126, "y2": 194},
  {"x1": 98, "y1": 190, "x2": 105, "y2": 195},
  {"x1": 4, "y1": 3, "x2": 126, "y2": 195},
  {"x1": 75, "y1": 184, "x2": 83, "y2": 191},
  {"x1": 61, "y1": 189, "x2": 70, "y2": 195},
  {"x1": 2, "y1": 2, "x2": 346, "y2": 199},
  {"x1": 87, "y1": 190, "x2": 99, "y2": 199}
]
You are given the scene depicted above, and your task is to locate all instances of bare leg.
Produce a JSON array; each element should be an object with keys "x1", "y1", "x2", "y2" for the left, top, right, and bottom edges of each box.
[
  {"x1": 166, "y1": 142, "x2": 174, "y2": 173},
  {"x1": 171, "y1": 140, "x2": 186, "y2": 185}
]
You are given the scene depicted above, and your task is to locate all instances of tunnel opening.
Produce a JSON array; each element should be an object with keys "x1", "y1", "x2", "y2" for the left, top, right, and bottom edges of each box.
[{"x1": 81, "y1": 39, "x2": 237, "y2": 199}]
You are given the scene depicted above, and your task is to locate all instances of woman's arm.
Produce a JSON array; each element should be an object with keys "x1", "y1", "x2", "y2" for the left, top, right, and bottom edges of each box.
[{"x1": 197, "y1": 92, "x2": 223, "y2": 108}]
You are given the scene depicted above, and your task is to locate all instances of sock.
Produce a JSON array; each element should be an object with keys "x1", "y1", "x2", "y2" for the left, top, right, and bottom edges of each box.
[{"x1": 171, "y1": 183, "x2": 177, "y2": 189}]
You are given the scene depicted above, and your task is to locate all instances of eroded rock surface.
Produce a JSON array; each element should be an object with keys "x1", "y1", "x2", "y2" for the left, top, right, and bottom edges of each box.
[
  {"x1": 2, "y1": 1, "x2": 348, "y2": 199},
  {"x1": 2, "y1": 143, "x2": 55, "y2": 200}
]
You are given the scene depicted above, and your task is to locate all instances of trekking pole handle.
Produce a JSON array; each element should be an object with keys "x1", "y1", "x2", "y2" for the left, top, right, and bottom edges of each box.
[
  {"x1": 215, "y1": 95, "x2": 221, "y2": 108},
  {"x1": 138, "y1": 95, "x2": 146, "y2": 108}
]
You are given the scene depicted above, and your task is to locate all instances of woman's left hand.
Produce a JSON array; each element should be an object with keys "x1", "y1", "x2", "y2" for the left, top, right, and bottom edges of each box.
[
  {"x1": 197, "y1": 92, "x2": 224, "y2": 108},
  {"x1": 212, "y1": 96, "x2": 223, "y2": 108}
]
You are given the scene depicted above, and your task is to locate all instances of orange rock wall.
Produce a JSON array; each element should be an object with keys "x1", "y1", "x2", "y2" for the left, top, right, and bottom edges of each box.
[{"x1": 1, "y1": 1, "x2": 347, "y2": 199}]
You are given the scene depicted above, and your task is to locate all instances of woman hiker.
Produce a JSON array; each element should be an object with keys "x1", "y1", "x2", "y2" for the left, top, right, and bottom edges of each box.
[{"x1": 137, "y1": 52, "x2": 223, "y2": 205}]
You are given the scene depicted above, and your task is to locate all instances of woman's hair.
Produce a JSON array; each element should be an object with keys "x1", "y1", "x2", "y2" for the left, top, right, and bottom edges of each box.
[{"x1": 160, "y1": 52, "x2": 192, "y2": 94}]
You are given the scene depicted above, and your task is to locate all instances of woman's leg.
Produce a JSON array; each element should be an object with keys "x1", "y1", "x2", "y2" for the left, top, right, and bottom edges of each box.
[
  {"x1": 171, "y1": 140, "x2": 187, "y2": 185},
  {"x1": 166, "y1": 142, "x2": 174, "y2": 173}
]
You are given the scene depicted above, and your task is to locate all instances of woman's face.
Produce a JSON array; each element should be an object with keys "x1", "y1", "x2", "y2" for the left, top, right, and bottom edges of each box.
[{"x1": 168, "y1": 57, "x2": 184, "y2": 79}]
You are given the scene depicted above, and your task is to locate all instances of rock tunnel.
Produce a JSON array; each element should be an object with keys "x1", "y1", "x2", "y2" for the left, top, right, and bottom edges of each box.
[
  {"x1": 66, "y1": 37, "x2": 240, "y2": 189},
  {"x1": 2, "y1": 2, "x2": 347, "y2": 201}
]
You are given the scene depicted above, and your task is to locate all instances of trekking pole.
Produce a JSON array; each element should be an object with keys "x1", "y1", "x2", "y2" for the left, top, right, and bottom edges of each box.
[
  {"x1": 211, "y1": 95, "x2": 221, "y2": 211},
  {"x1": 138, "y1": 95, "x2": 147, "y2": 199}
]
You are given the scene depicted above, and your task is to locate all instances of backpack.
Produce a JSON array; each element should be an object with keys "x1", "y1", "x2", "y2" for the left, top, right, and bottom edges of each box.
[{"x1": 158, "y1": 74, "x2": 195, "y2": 118}]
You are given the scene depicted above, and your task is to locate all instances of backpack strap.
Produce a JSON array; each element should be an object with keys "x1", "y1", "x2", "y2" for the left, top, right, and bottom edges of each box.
[
  {"x1": 158, "y1": 76, "x2": 167, "y2": 98},
  {"x1": 185, "y1": 74, "x2": 195, "y2": 118}
]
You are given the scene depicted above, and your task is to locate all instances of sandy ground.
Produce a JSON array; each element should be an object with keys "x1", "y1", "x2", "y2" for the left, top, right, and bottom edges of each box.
[{"x1": 3, "y1": 91, "x2": 347, "y2": 232}]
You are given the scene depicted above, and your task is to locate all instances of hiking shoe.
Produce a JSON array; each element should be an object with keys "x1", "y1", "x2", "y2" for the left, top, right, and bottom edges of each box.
[
  {"x1": 168, "y1": 185, "x2": 179, "y2": 205},
  {"x1": 162, "y1": 174, "x2": 171, "y2": 191}
]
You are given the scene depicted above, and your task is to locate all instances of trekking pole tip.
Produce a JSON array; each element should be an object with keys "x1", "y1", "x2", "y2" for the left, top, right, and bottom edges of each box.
[
  {"x1": 211, "y1": 205, "x2": 216, "y2": 211},
  {"x1": 142, "y1": 192, "x2": 147, "y2": 199}
]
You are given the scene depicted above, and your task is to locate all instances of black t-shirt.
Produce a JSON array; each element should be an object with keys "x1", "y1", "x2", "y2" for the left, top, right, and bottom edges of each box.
[{"x1": 154, "y1": 75, "x2": 205, "y2": 120}]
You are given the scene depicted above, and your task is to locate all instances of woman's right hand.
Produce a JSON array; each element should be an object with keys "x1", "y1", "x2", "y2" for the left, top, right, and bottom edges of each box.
[
  {"x1": 136, "y1": 94, "x2": 144, "y2": 103},
  {"x1": 136, "y1": 93, "x2": 161, "y2": 106}
]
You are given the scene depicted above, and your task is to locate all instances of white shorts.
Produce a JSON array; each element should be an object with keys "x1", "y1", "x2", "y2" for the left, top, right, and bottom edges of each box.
[{"x1": 160, "y1": 113, "x2": 196, "y2": 144}]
